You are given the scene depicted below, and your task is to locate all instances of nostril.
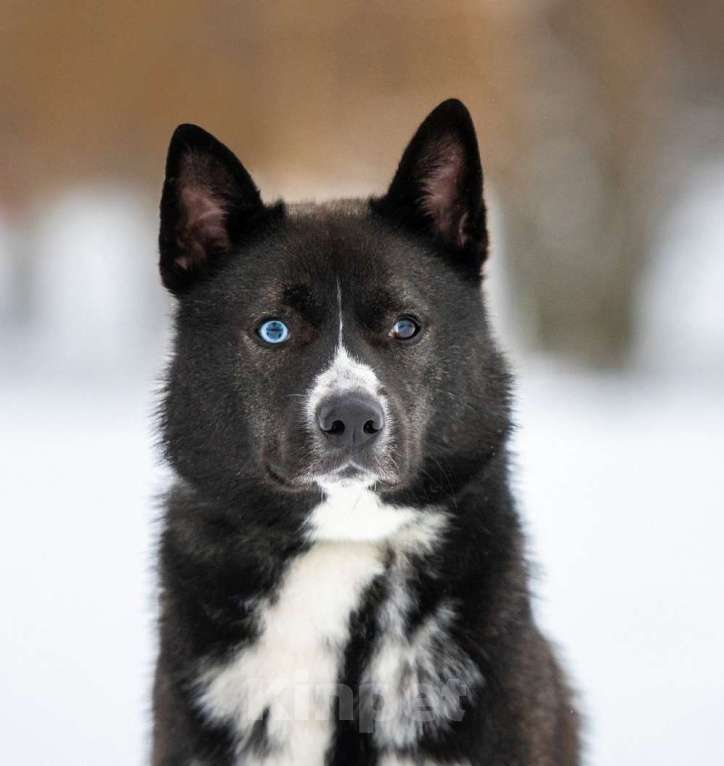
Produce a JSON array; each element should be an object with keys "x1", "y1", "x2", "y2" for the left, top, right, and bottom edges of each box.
[{"x1": 316, "y1": 395, "x2": 385, "y2": 447}]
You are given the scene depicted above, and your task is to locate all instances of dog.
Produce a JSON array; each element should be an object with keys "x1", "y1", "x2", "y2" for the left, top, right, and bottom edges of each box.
[{"x1": 152, "y1": 99, "x2": 580, "y2": 765}]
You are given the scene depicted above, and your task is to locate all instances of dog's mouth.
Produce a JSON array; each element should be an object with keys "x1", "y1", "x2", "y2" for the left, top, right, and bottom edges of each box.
[
  {"x1": 265, "y1": 454, "x2": 400, "y2": 492},
  {"x1": 315, "y1": 460, "x2": 379, "y2": 489},
  {"x1": 263, "y1": 460, "x2": 303, "y2": 490},
  {"x1": 334, "y1": 462, "x2": 370, "y2": 480}
]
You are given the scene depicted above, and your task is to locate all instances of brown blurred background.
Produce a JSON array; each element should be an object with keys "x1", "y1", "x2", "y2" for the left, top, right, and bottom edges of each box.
[{"x1": 2, "y1": 0, "x2": 723, "y2": 367}]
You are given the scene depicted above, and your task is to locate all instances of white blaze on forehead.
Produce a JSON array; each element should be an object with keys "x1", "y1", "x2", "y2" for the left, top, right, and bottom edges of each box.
[
  {"x1": 336, "y1": 276, "x2": 343, "y2": 344},
  {"x1": 305, "y1": 279, "x2": 384, "y2": 424},
  {"x1": 305, "y1": 345, "x2": 384, "y2": 424}
]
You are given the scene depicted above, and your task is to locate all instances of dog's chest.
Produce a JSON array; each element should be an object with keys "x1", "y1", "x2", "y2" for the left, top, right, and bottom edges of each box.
[
  {"x1": 197, "y1": 540, "x2": 385, "y2": 765},
  {"x1": 195, "y1": 511, "x2": 472, "y2": 766}
]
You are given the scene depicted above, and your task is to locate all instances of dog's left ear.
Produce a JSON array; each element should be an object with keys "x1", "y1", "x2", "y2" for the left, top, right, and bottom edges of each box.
[
  {"x1": 373, "y1": 99, "x2": 487, "y2": 272},
  {"x1": 159, "y1": 124, "x2": 266, "y2": 293}
]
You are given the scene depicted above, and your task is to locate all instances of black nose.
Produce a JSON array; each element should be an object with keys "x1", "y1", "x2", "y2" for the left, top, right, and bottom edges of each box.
[{"x1": 316, "y1": 394, "x2": 385, "y2": 449}]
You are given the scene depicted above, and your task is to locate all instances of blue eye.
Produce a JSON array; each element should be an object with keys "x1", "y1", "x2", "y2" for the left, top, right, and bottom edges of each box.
[
  {"x1": 390, "y1": 317, "x2": 420, "y2": 340},
  {"x1": 258, "y1": 319, "x2": 290, "y2": 344}
]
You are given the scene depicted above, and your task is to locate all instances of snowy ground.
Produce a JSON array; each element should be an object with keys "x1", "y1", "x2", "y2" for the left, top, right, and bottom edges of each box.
[
  {"x1": 1, "y1": 364, "x2": 722, "y2": 765},
  {"x1": 514, "y1": 363, "x2": 724, "y2": 765}
]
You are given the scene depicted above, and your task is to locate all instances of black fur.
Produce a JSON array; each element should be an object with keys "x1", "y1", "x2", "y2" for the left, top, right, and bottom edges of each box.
[{"x1": 152, "y1": 99, "x2": 580, "y2": 765}]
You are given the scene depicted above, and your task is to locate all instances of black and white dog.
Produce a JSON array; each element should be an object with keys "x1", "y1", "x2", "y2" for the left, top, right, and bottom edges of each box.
[{"x1": 152, "y1": 100, "x2": 579, "y2": 765}]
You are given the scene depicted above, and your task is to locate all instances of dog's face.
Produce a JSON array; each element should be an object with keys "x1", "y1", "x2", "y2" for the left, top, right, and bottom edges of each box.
[{"x1": 159, "y1": 100, "x2": 510, "y2": 508}]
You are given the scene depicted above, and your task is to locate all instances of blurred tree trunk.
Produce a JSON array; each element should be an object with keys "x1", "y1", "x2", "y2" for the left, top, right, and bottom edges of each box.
[
  {"x1": 492, "y1": 0, "x2": 670, "y2": 366},
  {"x1": 494, "y1": 0, "x2": 724, "y2": 366}
]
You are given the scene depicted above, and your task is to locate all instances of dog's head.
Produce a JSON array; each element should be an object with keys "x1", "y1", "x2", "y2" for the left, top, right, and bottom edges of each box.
[{"x1": 159, "y1": 100, "x2": 510, "y2": 509}]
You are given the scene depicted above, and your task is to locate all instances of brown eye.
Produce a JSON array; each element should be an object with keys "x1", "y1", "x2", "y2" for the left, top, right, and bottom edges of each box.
[{"x1": 390, "y1": 317, "x2": 420, "y2": 340}]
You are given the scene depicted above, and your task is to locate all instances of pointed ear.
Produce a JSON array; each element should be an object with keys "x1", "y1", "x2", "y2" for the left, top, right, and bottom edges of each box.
[
  {"x1": 159, "y1": 124, "x2": 266, "y2": 293},
  {"x1": 372, "y1": 99, "x2": 488, "y2": 272}
]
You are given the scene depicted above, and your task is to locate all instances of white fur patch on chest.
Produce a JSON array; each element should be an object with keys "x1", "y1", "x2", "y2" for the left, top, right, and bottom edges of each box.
[
  {"x1": 309, "y1": 482, "x2": 417, "y2": 542},
  {"x1": 195, "y1": 509, "x2": 458, "y2": 765},
  {"x1": 196, "y1": 540, "x2": 385, "y2": 765},
  {"x1": 378, "y1": 757, "x2": 471, "y2": 766},
  {"x1": 363, "y1": 517, "x2": 483, "y2": 751},
  {"x1": 365, "y1": 597, "x2": 482, "y2": 751}
]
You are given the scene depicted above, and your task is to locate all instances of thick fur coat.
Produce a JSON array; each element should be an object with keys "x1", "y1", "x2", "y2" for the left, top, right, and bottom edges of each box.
[{"x1": 152, "y1": 99, "x2": 579, "y2": 765}]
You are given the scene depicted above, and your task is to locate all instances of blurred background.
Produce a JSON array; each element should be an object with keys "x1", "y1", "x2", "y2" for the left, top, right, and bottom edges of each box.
[{"x1": 1, "y1": 2, "x2": 722, "y2": 764}]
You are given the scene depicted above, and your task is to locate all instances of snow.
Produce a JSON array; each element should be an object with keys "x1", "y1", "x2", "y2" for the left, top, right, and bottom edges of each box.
[
  {"x1": 514, "y1": 363, "x2": 724, "y2": 765},
  {"x1": 0, "y1": 380, "x2": 158, "y2": 764}
]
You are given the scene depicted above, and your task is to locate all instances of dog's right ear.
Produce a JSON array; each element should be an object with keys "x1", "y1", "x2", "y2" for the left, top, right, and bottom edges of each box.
[{"x1": 159, "y1": 124, "x2": 265, "y2": 293}]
